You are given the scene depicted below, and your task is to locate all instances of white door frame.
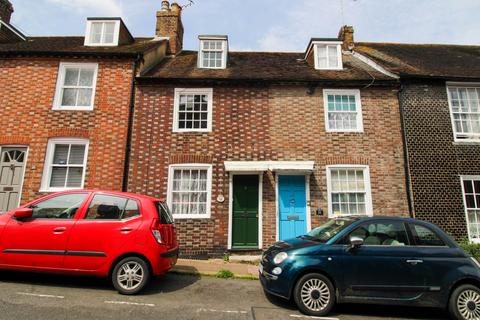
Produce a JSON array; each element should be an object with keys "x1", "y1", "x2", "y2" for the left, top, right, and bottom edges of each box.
[
  {"x1": 227, "y1": 171, "x2": 263, "y2": 250},
  {"x1": 0, "y1": 145, "x2": 29, "y2": 211},
  {"x1": 275, "y1": 172, "x2": 312, "y2": 242}
]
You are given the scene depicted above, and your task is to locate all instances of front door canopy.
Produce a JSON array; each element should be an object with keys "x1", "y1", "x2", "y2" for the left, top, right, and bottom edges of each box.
[{"x1": 224, "y1": 161, "x2": 314, "y2": 173}]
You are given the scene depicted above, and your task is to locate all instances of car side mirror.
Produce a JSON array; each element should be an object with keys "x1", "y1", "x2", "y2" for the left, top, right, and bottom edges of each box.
[
  {"x1": 13, "y1": 208, "x2": 33, "y2": 220},
  {"x1": 349, "y1": 236, "x2": 364, "y2": 249}
]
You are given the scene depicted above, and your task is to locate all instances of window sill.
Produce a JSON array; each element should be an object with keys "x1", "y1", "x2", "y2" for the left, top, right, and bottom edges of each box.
[
  {"x1": 172, "y1": 130, "x2": 212, "y2": 134},
  {"x1": 39, "y1": 188, "x2": 83, "y2": 193},
  {"x1": 326, "y1": 130, "x2": 364, "y2": 134},
  {"x1": 172, "y1": 215, "x2": 211, "y2": 220},
  {"x1": 52, "y1": 106, "x2": 94, "y2": 111},
  {"x1": 453, "y1": 140, "x2": 480, "y2": 145}
]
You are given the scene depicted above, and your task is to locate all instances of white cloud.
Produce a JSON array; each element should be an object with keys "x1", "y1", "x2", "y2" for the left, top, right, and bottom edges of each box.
[{"x1": 47, "y1": 0, "x2": 123, "y2": 16}]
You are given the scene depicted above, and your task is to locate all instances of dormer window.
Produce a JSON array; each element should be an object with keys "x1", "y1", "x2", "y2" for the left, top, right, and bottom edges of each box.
[
  {"x1": 198, "y1": 36, "x2": 228, "y2": 69},
  {"x1": 313, "y1": 41, "x2": 343, "y2": 70},
  {"x1": 85, "y1": 19, "x2": 120, "y2": 46}
]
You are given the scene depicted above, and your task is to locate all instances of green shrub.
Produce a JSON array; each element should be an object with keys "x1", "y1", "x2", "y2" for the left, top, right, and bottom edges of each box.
[
  {"x1": 459, "y1": 239, "x2": 480, "y2": 261},
  {"x1": 216, "y1": 269, "x2": 234, "y2": 279},
  {"x1": 223, "y1": 253, "x2": 230, "y2": 262}
]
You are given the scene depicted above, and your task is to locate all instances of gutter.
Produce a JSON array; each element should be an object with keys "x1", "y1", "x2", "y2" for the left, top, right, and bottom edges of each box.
[
  {"x1": 122, "y1": 53, "x2": 143, "y2": 192},
  {"x1": 397, "y1": 83, "x2": 415, "y2": 218}
]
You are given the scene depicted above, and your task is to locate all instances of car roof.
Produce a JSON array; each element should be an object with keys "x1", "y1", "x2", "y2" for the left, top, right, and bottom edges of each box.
[
  {"x1": 334, "y1": 215, "x2": 428, "y2": 224},
  {"x1": 56, "y1": 189, "x2": 166, "y2": 203}
]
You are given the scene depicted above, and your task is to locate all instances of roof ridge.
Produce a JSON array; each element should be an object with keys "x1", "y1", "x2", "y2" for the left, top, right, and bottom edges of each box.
[{"x1": 357, "y1": 41, "x2": 480, "y2": 48}]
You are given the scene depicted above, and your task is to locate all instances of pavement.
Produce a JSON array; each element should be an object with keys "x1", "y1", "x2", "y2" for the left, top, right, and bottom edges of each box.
[
  {"x1": 172, "y1": 258, "x2": 259, "y2": 279},
  {"x1": 0, "y1": 270, "x2": 450, "y2": 320}
]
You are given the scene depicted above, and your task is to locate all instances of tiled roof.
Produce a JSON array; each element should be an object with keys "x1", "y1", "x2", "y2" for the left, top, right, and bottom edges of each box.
[
  {"x1": 141, "y1": 50, "x2": 395, "y2": 82},
  {"x1": 355, "y1": 42, "x2": 480, "y2": 80},
  {"x1": 0, "y1": 36, "x2": 163, "y2": 57}
]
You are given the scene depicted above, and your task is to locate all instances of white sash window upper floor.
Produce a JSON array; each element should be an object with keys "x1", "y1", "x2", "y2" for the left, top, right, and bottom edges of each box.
[
  {"x1": 313, "y1": 41, "x2": 343, "y2": 70},
  {"x1": 173, "y1": 88, "x2": 213, "y2": 132},
  {"x1": 84, "y1": 20, "x2": 121, "y2": 46},
  {"x1": 447, "y1": 84, "x2": 480, "y2": 142},
  {"x1": 324, "y1": 89, "x2": 363, "y2": 132},
  {"x1": 198, "y1": 36, "x2": 228, "y2": 69},
  {"x1": 53, "y1": 63, "x2": 98, "y2": 111}
]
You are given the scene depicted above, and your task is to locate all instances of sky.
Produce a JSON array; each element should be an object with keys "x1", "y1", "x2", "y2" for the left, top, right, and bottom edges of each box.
[{"x1": 8, "y1": 0, "x2": 480, "y2": 52}]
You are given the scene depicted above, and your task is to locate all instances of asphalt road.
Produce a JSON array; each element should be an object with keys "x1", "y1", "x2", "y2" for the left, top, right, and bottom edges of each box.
[{"x1": 0, "y1": 271, "x2": 449, "y2": 320}]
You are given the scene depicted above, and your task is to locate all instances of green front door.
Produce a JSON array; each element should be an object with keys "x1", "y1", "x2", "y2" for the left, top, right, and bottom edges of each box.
[{"x1": 232, "y1": 175, "x2": 259, "y2": 249}]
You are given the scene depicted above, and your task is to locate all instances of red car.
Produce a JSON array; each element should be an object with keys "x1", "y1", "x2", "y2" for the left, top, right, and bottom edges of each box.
[{"x1": 0, "y1": 190, "x2": 178, "y2": 294}]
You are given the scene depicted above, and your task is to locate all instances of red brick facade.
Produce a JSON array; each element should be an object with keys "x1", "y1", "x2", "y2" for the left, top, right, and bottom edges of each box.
[
  {"x1": 0, "y1": 57, "x2": 134, "y2": 204},
  {"x1": 128, "y1": 83, "x2": 409, "y2": 257}
]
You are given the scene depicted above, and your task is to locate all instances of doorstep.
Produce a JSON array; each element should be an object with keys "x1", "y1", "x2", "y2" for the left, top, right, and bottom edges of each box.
[{"x1": 172, "y1": 258, "x2": 259, "y2": 279}]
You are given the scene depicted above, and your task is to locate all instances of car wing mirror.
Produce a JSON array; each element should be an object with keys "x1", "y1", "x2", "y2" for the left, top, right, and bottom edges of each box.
[
  {"x1": 349, "y1": 236, "x2": 364, "y2": 249},
  {"x1": 13, "y1": 208, "x2": 33, "y2": 220}
]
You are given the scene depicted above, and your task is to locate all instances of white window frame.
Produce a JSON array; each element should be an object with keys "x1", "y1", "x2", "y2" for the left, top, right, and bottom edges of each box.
[
  {"x1": 447, "y1": 82, "x2": 480, "y2": 142},
  {"x1": 84, "y1": 20, "x2": 120, "y2": 46},
  {"x1": 460, "y1": 175, "x2": 480, "y2": 243},
  {"x1": 167, "y1": 164, "x2": 213, "y2": 219},
  {"x1": 323, "y1": 89, "x2": 364, "y2": 132},
  {"x1": 40, "y1": 138, "x2": 90, "y2": 192},
  {"x1": 173, "y1": 88, "x2": 213, "y2": 133},
  {"x1": 198, "y1": 39, "x2": 228, "y2": 69},
  {"x1": 313, "y1": 41, "x2": 343, "y2": 70},
  {"x1": 52, "y1": 63, "x2": 99, "y2": 111},
  {"x1": 326, "y1": 165, "x2": 373, "y2": 218}
]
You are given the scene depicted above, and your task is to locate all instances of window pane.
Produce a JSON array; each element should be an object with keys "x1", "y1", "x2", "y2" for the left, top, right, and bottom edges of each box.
[
  {"x1": 411, "y1": 224, "x2": 445, "y2": 246},
  {"x1": 79, "y1": 69, "x2": 94, "y2": 86},
  {"x1": 77, "y1": 89, "x2": 93, "y2": 106},
  {"x1": 50, "y1": 167, "x2": 67, "y2": 188},
  {"x1": 64, "y1": 68, "x2": 79, "y2": 86},
  {"x1": 350, "y1": 222, "x2": 408, "y2": 246},
  {"x1": 30, "y1": 193, "x2": 87, "y2": 219},
  {"x1": 123, "y1": 200, "x2": 140, "y2": 219},
  {"x1": 53, "y1": 145, "x2": 69, "y2": 165},
  {"x1": 85, "y1": 194, "x2": 127, "y2": 220},
  {"x1": 61, "y1": 88, "x2": 77, "y2": 106},
  {"x1": 66, "y1": 167, "x2": 83, "y2": 187},
  {"x1": 68, "y1": 145, "x2": 86, "y2": 165},
  {"x1": 330, "y1": 168, "x2": 368, "y2": 216},
  {"x1": 328, "y1": 46, "x2": 338, "y2": 68},
  {"x1": 90, "y1": 23, "x2": 103, "y2": 43},
  {"x1": 103, "y1": 22, "x2": 115, "y2": 43},
  {"x1": 170, "y1": 168, "x2": 209, "y2": 216}
]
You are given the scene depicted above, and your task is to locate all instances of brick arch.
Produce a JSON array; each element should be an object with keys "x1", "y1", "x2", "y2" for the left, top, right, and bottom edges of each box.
[
  {"x1": 0, "y1": 135, "x2": 31, "y2": 145},
  {"x1": 169, "y1": 153, "x2": 213, "y2": 164},
  {"x1": 323, "y1": 156, "x2": 369, "y2": 166},
  {"x1": 48, "y1": 128, "x2": 91, "y2": 139}
]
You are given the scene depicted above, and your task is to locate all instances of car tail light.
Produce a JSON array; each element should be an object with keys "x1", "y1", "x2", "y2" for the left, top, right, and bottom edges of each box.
[
  {"x1": 151, "y1": 219, "x2": 176, "y2": 248},
  {"x1": 152, "y1": 229, "x2": 163, "y2": 244}
]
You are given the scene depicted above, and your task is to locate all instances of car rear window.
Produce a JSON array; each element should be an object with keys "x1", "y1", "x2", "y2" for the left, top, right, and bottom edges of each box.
[
  {"x1": 410, "y1": 224, "x2": 446, "y2": 247},
  {"x1": 156, "y1": 202, "x2": 174, "y2": 224}
]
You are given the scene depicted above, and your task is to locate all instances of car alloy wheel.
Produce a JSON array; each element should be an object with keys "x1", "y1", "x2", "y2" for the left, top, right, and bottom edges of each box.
[
  {"x1": 457, "y1": 289, "x2": 480, "y2": 320},
  {"x1": 112, "y1": 256, "x2": 150, "y2": 295},
  {"x1": 294, "y1": 273, "x2": 335, "y2": 316}
]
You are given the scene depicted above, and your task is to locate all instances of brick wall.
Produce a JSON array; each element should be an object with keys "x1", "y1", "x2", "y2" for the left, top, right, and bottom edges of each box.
[
  {"x1": 0, "y1": 57, "x2": 133, "y2": 203},
  {"x1": 129, "y1": 83, "x2": 409, "y2": 257},
  {"x1": 400, "y1": 80, "x2": 480, "y2": 240}
]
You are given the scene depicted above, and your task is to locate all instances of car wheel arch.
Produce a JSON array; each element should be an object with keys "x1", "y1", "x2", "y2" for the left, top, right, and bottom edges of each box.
[
  {"x1": 290, "y1": 268, "x2": 338, "y2": 300},
  {"x1": 448, "y1": 277, "x2": 480, "y2": 303},
  {"x1": 109, "y1": 252, "x2": 153, "y2": 280}
]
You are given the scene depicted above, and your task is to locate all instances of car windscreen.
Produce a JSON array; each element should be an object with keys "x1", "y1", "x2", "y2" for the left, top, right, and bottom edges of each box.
[
  {"x1": 156, "y1": 202, "x2": 174, "y2": 224},
  {"x1": 304, "y1": 218, "x2": 355, "y2": 243}
]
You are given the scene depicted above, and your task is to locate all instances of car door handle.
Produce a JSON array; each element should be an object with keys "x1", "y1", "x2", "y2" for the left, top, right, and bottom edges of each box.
[
  {"x1": 120, "y1": 227, "x2": 133, "y2": 233},
  {"x1": 406, "y1": 259, "x2": 423, "y2": 265},
  {"x1": 53, "y1": 227, "x2": 67, "y2": 234}
]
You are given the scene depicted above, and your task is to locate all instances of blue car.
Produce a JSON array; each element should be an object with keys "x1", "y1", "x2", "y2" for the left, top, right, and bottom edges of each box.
[{"x1": 260, "y1": 216, "x2": 480, "y2": 320}]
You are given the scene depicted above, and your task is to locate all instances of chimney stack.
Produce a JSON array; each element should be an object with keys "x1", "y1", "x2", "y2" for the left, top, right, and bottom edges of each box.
[
  {"x1": 0, "y1": 0, "x2": 14, "y2": 23},
  {"x1": 156, "y1": 0, "x2": 184, "y2": 55},
  {"x1": 338, "y1": 25, "x2": 354, "y2": 51}
]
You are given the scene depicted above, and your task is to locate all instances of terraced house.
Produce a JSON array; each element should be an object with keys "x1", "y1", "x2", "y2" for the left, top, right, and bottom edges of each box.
[
  {"x1": 0, "y1": 0, "x2": 168, "y2": 212},
  {"x1": 127, "y1": 2, "x2": 410, "y2": 257},
  {"x1": 355, "y1": 44, "x2": 480, "y2": 243}
]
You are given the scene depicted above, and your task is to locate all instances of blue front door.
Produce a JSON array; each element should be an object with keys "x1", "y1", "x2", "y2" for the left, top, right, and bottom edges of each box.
[{"x1": 278, "y1": 175, "x2": 307, "y2": 240}]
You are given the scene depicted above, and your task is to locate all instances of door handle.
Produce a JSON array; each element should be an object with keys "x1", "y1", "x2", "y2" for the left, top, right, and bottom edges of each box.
[
  {"x1": 406, "y1": 259, "x2": 423, "y2": 265},
  {"x1": 53, "y1": 227, "x2": 67, "y2": 234},
  {"x1": 120, "y1": 227, "x2": 133, "y2": 233}
]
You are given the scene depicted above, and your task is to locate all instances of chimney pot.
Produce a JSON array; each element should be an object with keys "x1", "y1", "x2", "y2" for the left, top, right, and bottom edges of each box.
[
  {"x1": 0, "y1": 0, "x2": 14, "y2": 23},
  {"x1": 161, "y1": 0, "x2": 170, "y2": 11},
  {"x1": 170, "y1": 2, "x2": 182, "y2": 13},
  {"x1": 338, "y1": 25, "x2": 354, "y2": 51}
]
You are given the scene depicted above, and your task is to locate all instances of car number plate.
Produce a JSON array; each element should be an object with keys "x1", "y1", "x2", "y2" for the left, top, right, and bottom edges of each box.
[{"x1": 259, "y1": 263, "x2": 263, "y2": 275}]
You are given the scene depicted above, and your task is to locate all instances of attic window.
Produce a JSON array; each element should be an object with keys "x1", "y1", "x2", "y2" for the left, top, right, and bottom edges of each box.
[
  {"x1": 85, "y1": 20, "x2": 120, "y2": 46},
  {"x1": 314, "y1": 42, "x2": 343, "y2": 70},
  {"x1": 198, "y1": 36, "x2": 228, "y2": 69}
]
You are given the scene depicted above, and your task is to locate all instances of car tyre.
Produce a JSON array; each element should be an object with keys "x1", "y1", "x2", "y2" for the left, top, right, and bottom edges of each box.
[
  {"x1": 293, "y1": 273, "x2": 335, "y2": 317},
  {"x1": 112, "y1": 256, "x2": 150, "y2": 295},
  {"x1": 449, "y1": 284, "x2": 480, "y2": 320}
]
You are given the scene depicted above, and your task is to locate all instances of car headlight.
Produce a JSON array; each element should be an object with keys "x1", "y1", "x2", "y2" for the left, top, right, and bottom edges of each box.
[{"x1": 273, "y1": 252, "x2": 288, "y2": 265}]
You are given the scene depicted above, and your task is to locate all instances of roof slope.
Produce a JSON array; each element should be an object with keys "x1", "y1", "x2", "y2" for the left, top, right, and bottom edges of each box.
[
  {"x1": 0, "y1": 36, "x2": 162, "y2": 57},
  {"x1": 355, "y1": 42, "x2": 480, "y2": 80},
  {"x1": 141, "y1": 50, "x2": 394, "y2": 82}
]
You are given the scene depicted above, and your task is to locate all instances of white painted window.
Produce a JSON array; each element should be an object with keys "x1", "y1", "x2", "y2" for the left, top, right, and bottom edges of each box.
[
  {"x1": 324, "y1": 89, "x2": 363, "y2": 132},
  {"x1": 198, "y1": 38, "x2": 227, "y2": 69},
  {"x1": 314, "y1": 42, "x2": 343, "y2": 70},
  {"x1": 167, "y1": 164, "x2": 212, "y2": 219},
  {"x1": 327, "y1": 165, "x2": 373, "y2": 217},
  {"x1": 173, "y1": 88, "x2": 213, "y2": 132},
  {"x1": 84, "y1": 20, "x2": 120, "y2": 46},
  {"x1": 53, "y1": 63, "x2": 98, "y2": 111},
  {"x1": 40, "y1": 138, "x2": 89, "y2": 192},
  {"x1": 461, "y1": 176, "x2": 480, "y2": 243},
  {"x1": 447, "y1": 85, "x2": 480, "y2": 141}
]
